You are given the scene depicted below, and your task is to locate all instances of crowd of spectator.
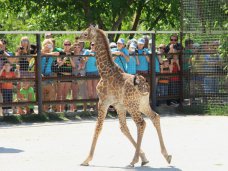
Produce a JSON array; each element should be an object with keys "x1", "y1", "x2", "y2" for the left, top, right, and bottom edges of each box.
[{"x1": 0, "y1": 33, "x2": 222, "y2": 116}]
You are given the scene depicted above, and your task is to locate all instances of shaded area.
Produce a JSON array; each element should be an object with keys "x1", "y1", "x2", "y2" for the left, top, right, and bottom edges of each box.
[
  {"x1": 89, "y1": 165, "x2": 182, "y2": 171},
  {"x1": 0, "y1": 147, "x2": 24, "y2": 153}
]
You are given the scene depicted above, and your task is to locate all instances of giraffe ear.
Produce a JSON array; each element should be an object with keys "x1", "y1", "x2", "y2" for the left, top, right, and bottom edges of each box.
[
  {"x1": 94, "y1": 25, "x2": 99, "y2": 29},
  {"x1": 89, "y1": 24, "x2": 98, "y2": 29},
  {"x1": 133, "y1": 74, "x2": 140, "y2": 85}
]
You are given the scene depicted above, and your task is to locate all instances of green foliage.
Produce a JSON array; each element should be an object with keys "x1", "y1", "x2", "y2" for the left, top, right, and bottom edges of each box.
[
  {"x1": 207, "y1": 105, "x2": 228, "y2": 116},
  {"x1": 1, "y1": 1, "x2": 180, "y2": 31}
]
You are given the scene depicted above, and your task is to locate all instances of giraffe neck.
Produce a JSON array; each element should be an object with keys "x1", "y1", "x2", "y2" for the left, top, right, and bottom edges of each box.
[{"x1": 95, "y1": 29, "x2": 123, "y2": 78}]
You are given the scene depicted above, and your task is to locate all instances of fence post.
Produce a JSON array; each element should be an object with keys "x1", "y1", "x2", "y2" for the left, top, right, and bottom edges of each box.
[
  {"x1": 179, "y1": 31, "x2": 184, "y2": 107},
  {"x1": 150, "y1": 33, "x2": 157, "y2": 110},
  {"x1": 36, "y1": 34, "x2": 43, "y2": 115}
]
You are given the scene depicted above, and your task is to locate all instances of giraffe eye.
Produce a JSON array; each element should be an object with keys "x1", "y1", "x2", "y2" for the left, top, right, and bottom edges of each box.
[{"x1": 84, "y1": 33, "x2": 88, "y2": 37}]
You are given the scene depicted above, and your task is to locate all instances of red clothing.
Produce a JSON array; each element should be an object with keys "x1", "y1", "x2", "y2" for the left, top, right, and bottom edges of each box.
[
  {"x1": 1, "y1": 71, "x2": 16, "y2": 89},
  {"x1": 170, "y1": 62, "x2": 180, "y2": 81},
  {"x1": 159, "y1": 66, "x2": 170, "y2": 84}
]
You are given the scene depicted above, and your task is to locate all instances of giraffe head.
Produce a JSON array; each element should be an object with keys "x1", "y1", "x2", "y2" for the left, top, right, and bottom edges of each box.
[{"x1": 79, "y1": 25, "x2": 98, "y2": 42}]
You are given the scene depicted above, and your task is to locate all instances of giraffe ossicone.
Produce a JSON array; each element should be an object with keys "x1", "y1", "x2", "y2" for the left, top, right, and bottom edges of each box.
[{"x1": 79, "y1": 25, "x2": 172, "y2": 167}]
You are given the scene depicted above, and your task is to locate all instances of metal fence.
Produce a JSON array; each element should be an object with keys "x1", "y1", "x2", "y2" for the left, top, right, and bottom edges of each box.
[{"x1": 0, "y1": 31, "x2": 227, "y2": 117}]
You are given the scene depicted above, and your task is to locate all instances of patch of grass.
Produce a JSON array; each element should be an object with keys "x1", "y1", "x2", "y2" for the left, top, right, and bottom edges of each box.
[
  {"x1": 47, "y1": 112, "x2": 69, "y2": 121},
  {"x1": 21, "y1": 114, "x2": 49, "y2": 122},
  {"x1": 207, "y1": 105, "x2": 228, "y2": 116},
  {"x1": 1, "y1": 113, "x2": 70, "y2": 124},
  {"x1": 182, "y1": 104, "x2": 228, "y2": 115},
  {"x1": 181, "y1": 105, "x2": 207, "y2": 115},
  {"x1": 2, "y1": 115, "x2": 22, "y2": 124}
]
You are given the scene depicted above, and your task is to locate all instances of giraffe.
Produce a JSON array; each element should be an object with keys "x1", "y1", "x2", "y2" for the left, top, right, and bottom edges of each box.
[{"x1": 79, "y1": 25, "x2": 172, "y2": 167}]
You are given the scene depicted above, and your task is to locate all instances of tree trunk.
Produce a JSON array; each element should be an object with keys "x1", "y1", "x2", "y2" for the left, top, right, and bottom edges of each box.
[
  {"x1": 129, "y1": 0, "x2": 145, "y2": 39},
  {"x1": 197, "y1": 0, "x2": 206, "y2": 33}
]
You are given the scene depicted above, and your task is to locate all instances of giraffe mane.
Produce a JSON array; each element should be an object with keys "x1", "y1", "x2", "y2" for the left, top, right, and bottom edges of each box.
[{"x1": 95, "y1": 28, "x2": 118, "y2": 68}]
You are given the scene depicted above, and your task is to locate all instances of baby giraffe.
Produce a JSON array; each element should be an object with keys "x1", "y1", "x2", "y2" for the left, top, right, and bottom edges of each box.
[{"x1": 79, "y1": 25, "x2": 172, "y2": 167}]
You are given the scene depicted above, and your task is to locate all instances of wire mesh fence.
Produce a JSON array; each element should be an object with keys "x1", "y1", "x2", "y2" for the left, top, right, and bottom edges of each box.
[
  {"x1": 181, "y1": 0, "x2": 228, "y2": 113},
  {"x1": 0, "y1": 30, "x2": 227, "y2": 117},
  {"x1": 1, "y1": 0, "x2": 228, "y2": 117}
]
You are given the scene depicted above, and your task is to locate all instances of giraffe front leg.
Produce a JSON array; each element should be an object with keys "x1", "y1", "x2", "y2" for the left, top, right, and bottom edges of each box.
[
  {"x1": 117, "y1": 108, "x2": 149, "y2": 166},
  {"x1": 81, "y1": 101, "x2": 109, "y2": 166},
  {"x1": 128, "y1": 113, "x2": 146, "y2": 167}
]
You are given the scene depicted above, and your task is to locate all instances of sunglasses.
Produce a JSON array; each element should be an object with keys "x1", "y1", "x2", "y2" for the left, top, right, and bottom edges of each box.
[
  {"x1": 64, "y1": 43, "x2": 71, "y2": 46},
  {"x1": 91, "y1": 44, "x2": 95, "y2": 46},
  {"x1": 170, "y1": 39, "x2": 177, "y2": 41},
  {"x1": 74, "y1": 45, "x2": 80, "y2": 48},
  {"x1": 159, "y1": 47, "x2": 164, "y2": 49}
]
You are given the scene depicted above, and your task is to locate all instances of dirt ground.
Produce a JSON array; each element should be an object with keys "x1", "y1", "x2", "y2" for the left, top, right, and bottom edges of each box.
[{"x1": 0, "y1": 115, "x2": 228, "y2": 171}]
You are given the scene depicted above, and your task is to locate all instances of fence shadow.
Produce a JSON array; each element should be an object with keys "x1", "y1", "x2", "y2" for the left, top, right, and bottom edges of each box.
[
  {"x1": 87, "y1": 165, "x2": 182, "y2": 171},
  {"x1": 0, "y1": 147, "x2": 24, "y2": 153}
]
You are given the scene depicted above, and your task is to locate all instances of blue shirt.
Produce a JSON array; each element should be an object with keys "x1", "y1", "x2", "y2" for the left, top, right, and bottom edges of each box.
[
  {"x1": 136, "y1": 48, "x2": 149, "y2": 71},
  {"x1": 155, "y1": 55, "x2": 160, "y2": 73},
  {"x1": 148, "y1": 50, "x2": 160, "y2": 73},
  {"x1": 41, "y1": 56, "x2": 54, "y2": 76},
  {"x1": 204, "y1": 54, "x2": 221, "y2": 73},
  {"x1": 84, "y1": 50, "x2": 98, "y2": 72},
  {"x1": 112, "y1": 47, "x2": 129, "y2": 72},
  {"x1": 127, "y1": 56, "x2": 137, "y2": 75}
]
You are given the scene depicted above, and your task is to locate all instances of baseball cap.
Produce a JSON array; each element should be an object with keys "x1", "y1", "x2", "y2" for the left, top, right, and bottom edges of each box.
[
  {"x1": 129, "y1": 43, "x2": 136, "y2": 49},
  {"x1": 117, "y1": 38, "x2": 125, "y2": 44},
  {"x1": 130, "y1": 38, "x2": 137, "y2": 44},
  {"x1": 137, "y1": 38, "x2": 145, "y2": 44},
  {"x1": 109, "y1": 42, "x2": 117, "y2": 48}
]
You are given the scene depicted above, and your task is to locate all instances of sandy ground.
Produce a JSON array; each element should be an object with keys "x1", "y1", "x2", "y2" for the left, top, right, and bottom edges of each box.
[{"x1": 0, "y1": 115, "x2": 228, "y2": 171}]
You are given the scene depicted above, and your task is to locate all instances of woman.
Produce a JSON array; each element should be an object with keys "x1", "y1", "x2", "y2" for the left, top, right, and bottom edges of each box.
[
  {"x1": 41, "y1": 39, "x2": 57, "y2": 112},
  {"x1": 135, "y1": 38, "x2": 150, "y2": 74},
  {"x1": 56, "y1": 40, "x2": 73, "y2": 112},
  {"x1": 15, "y1": 37, "x2": 31, "y2": 75},
  {"x1": 84, "y1": 42, "x2": 99, "y2": 111},
  {"x1": 127, "y1": 42, "x2": 138, "y2": 75},
  {"x1": 70, "y1": 42, "x2": 87, "y2": 111}
]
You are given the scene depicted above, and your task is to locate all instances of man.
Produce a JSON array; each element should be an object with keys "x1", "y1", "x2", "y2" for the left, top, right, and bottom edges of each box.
[{"x1": 164, "y1": 34, "x2": 182, "y2": 59}]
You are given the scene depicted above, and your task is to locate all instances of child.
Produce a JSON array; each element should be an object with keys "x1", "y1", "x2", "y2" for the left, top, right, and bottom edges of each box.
[
  {"x1": 0, "y1": 61, "x2": 20, "y2": 115},
  {"x1": 157, "y1": 59, "x2": 171, "y2": 97},
  {"x1": 168, "y1": 49, "x2": 180, "y2": 107},
  {"x1": 17, "y1": 82, "x2": 36, "y2": 114}
]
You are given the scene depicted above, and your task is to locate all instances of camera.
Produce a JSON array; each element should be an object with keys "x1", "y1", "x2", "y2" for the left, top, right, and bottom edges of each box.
[
  {"x1": 135, "y1": 49, "x2": 138, "y2": 54},
  {"x1": 0, "y1": 50, "x2": 4, "y2": 54},
  {"x1": 20, "y1": 46, "x2": 24, "y2": 50},
  {"x1": 59, "y1": 51, "x2": 66, "y2": 56},
  {"x1": 30, "y1": 44, "x2": 37, "y2": 54}
]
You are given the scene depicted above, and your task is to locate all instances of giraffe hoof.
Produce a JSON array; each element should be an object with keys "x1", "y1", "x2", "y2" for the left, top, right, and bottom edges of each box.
[
  {"x1": 141, "y1": 160, "x2": 149, "y2": 166},
  {"x1": 80, "y1": 162, "x2": 89, "y2": 166},
  {"x1": 127, "y1": 164, "x2": 134, "y2": 168},
  {"x1": 166, "y1": 155, "x2": 172, "y2": 164}
]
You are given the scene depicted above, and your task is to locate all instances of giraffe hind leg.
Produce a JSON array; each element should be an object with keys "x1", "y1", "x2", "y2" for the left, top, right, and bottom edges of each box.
[
  {"x1": 116, "y1": 107, "x2": 149, "y2": 166},
  {"x1": 142, "y1": 106, "x2": 172, "y2": 164}
]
